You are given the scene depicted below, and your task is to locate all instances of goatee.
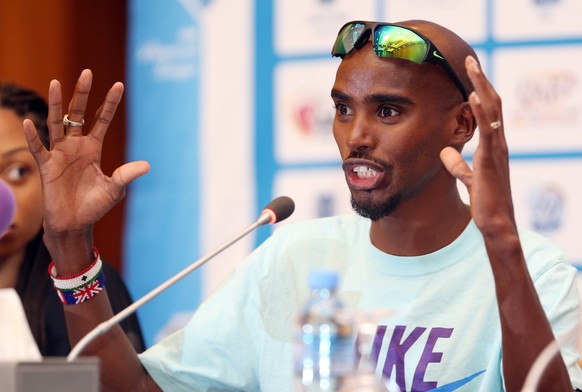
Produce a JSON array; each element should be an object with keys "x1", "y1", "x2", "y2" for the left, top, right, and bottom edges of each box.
[{"x1": 350, "y1": 194, "x2": 402, "y2": 221}]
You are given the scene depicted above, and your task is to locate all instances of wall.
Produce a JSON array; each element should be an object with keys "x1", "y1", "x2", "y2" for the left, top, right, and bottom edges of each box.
[{"x1": 0, "y1": 0, "x2": 128, "y2": 271}]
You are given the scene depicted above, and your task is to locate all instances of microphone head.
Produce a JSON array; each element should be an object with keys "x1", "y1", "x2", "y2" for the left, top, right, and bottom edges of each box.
[
  {"x1": 0, "y1": 179, "x2": 16, "y2": 236},
  {"x1": 260, "y1": 196, "x2": 295, "y2": 225}
]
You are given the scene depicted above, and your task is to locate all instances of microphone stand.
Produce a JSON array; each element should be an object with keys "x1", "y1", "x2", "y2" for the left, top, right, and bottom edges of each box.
[{"x1": 67, "y1": 209, "x2": 278, "y2": 362}]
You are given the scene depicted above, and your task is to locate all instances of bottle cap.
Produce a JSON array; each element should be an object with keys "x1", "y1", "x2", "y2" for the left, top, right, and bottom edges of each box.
[{"x1": 308, "y1": 269, "x2": 339, "y2": 290}]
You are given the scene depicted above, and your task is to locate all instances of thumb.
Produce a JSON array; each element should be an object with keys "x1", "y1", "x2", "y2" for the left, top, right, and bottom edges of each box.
[
  {"x1": 440, "y1": 147, "x2": 473, "y2": 190},
  {"x1": 110, "y1": 160, "x2": 150, "y2": 190}
]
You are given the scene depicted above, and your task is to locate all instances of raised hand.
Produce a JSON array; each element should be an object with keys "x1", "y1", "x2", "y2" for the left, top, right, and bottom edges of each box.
[
  {"x1": 440, "y1": 56, "x2": 516, "y2": 239},
  {"x1": 23, "y1": 69, "x2": 150, "y2": 237},
  {"x1": 440, "y1": 57, "x2": 572, "y2": 392},
  {"x1": 21, "y1": 71, "x2": 160, "y2": 391}
]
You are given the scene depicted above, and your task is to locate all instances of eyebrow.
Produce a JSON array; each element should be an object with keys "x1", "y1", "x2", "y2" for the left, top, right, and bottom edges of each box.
[
  {"x1": 1, "y1": 146, "x2": 31, "y2": 159},
  {"x1": 331, "y1": 89, "x2": 413, "y2": 106}
]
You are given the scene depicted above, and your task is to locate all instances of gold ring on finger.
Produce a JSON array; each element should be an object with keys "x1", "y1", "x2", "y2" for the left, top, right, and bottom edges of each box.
[
  {"x1": 489, "y1": 120, "x2": 501, "y2": 130},
  {"x1": 63, "y1": 114, "x2": 85, "y2": 127}
]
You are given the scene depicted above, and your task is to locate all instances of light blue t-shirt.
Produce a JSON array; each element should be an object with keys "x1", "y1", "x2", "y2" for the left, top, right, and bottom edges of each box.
[{"x1": 139, "y1": 214, "x2": 582, "y2": 391}]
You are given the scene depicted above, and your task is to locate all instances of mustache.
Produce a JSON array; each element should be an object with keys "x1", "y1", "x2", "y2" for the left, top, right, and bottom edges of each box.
[{"x1": 345, "y1": 151, "x2": 390, "y2": 171}]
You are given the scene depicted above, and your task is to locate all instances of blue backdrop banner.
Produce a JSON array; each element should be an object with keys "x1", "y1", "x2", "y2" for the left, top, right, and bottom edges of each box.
[{"x1": 126, "y1": 0, "x2": 203, "y2": 346}]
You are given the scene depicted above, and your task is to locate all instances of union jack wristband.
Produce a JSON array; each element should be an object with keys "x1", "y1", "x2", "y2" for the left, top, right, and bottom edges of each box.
[{"x1": 48, "y1": 248, "x2": 107, "y2": 305}]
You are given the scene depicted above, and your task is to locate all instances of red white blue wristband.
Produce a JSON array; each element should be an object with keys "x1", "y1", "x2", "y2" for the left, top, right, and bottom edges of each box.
[
  {"x1": 48, "y1": 248, "x2": 107, "y2": 305},
  {"x1": 55, "y1": 272, "x2": 106, "y2": 305}
]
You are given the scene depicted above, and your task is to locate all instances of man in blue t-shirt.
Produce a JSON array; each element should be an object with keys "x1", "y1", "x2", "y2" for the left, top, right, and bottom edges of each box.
[{"x1": 24, "y1": 19, "x2": 582, "y2": 391}]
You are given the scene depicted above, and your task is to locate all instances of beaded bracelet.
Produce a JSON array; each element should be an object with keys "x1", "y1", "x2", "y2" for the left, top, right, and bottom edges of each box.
[{"x1": 48, "y1": 248, "x2": 107, "y2": 305}]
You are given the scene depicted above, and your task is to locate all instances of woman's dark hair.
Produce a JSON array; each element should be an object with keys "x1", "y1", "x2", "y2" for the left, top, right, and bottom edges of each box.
[
  {"x1": 0, "y1": 83, "x2": 50, "y2": 149},
  {"x1": 0, "y1": 82, "x2": 52, "y2": 352}
]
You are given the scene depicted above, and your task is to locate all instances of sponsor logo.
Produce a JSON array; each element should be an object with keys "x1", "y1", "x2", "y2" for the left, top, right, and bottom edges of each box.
[
  {"x1": 529, "y1": 184, "x2": 564, "y2": 234},
  {"x1": 531, "y1": 0, "x2": 563, "y2": 19},
  {"x1": 317, "y1": 193, "x2": 335, "y2": 218},
  {"x1": 510, "y1": 70, "x2": 579, "y2": 129},
  {"x1": 433, "y1": 50, "x2": 445, "y2": 60},
  {"x1": 292, "y1": 97, "x2": 335, "y2": 138},
  {"x1": 532, "y1": 0, "x2": 559, "y2": 5},
  {"x1": 136, "y1": 26, "x2": 199, "y2": 81}
]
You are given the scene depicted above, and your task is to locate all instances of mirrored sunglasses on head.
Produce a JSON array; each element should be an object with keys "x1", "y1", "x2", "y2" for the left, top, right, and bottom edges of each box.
[{"x1": 332, "y1": 21, "x2": 468, "y2": 101}]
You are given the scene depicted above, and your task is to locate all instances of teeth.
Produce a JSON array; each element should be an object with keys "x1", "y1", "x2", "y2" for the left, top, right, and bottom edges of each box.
[{"x1": 352, "y1": 165, "x2": 378, "y2": 178}]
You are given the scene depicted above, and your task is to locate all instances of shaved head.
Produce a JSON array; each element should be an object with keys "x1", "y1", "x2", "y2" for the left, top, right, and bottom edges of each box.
[
  {"x1": 395, "y1": 20, "x2": 480, "y2": 97},
  {"x1": 332, "y1": 19, "x2": 480, "y2": 221}
]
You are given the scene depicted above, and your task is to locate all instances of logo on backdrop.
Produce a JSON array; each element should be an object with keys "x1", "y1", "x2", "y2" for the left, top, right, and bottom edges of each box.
[
  {"x1": 532, "y1": 0, "x2": 560, "y2": 6},
  {"x1": 531, "y1": 0, "x2": 562, "y2": 19},
  {"x1": 137, "y1": 26, "x2": 199, "y2": 81},
  {"x1": 317, "y1": 193, "x2": 336, "y2": 218},
  {"x1": 528, "y1": 184, "x2": 564, "y2": 234},
  {"x1": 511, "y1": 70, "x2": 579, "y2": 129},
  {"x1": 293, "y1": 97, "x2": 334, "y2": 138}
]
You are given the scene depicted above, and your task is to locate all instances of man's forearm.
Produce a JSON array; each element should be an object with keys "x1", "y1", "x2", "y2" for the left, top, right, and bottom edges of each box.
[{"x1": 485, "y1": 234, "x2": 572, "y2": 392}]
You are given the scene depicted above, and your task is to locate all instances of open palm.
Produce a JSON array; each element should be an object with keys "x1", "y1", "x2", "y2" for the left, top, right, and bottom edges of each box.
[{"x1": 24, "y1": 70, "x2": 149, "y2": 235}]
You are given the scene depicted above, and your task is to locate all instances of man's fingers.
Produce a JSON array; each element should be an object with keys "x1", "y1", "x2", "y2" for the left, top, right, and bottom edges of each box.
[
  {"x1": 465, "y1": 57, "x2": 505, "y2": 141},
  {"x1": 90, "y1": 82, "x2": 124, "y2": 143},
  {"x1": 47, "y1": 79, "x2": 65, "y2": 145},
  {"x1": 440, "y1": 147, "x2": 473, "y2": 190},
  {"x1": 23, "y1": 119, "x2": 49, "y2": 166},
  {"x1": 64, "y1": 69, "x2": 93, "y2": 136},
  {"x1": 69, "y1": 69, "x2": 93, "y2": 115}
]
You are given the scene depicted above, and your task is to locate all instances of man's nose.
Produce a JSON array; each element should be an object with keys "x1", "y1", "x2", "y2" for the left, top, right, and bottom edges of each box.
[{"x1": 346, "y1": 115, "x2": 376, "y2": 152}]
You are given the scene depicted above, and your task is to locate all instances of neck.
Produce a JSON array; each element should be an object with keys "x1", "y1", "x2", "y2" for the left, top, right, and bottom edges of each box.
[
  {"x1": 0, "y1": 249, "x2": 25, "y2": 289},
  {"x1": 369, "y1": 187, "x2": 471, "y2": 256}
]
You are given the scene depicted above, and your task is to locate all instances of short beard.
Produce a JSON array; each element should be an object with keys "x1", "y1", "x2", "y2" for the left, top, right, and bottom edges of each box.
[{"x1": 350, "y1": 193, "x2": 402, "y2": 221}]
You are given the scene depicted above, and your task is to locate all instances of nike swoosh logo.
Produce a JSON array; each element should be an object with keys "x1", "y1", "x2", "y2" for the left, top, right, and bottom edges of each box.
[
  {"x1": 426, "y1": 369, "x2": 486, "y2": 391},
  {"x1": 433, "y1": 50, "x2": 445, "y2": 60}
]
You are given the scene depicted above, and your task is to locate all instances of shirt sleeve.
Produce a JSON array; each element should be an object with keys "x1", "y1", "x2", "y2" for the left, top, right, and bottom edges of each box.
[
  {"x1": 526, "y1": 238, "x2": 582, "y2": 390},
  {"x1": 138, "y1": 250, "x2": 267, "y2": 392}
]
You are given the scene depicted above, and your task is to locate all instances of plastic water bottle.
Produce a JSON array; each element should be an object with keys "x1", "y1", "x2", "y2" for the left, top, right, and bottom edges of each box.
[
  {"x1": 339, "y1": 315, "x2": 400, "y2": 392},
  {"x1": 294, "y1": 269, "x2": 356, "y2": 391}
]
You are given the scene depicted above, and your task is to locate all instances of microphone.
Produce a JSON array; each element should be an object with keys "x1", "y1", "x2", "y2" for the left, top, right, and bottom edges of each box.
[
  {"x1": 0, "y1": 179, "x2": 16, "y2": 237},
  {"x1": 67, "y1": 195, "x2": 295, "y2": 361}
]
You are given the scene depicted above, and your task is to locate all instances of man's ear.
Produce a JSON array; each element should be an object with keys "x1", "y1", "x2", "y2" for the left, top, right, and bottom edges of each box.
[{"x1": 450, "y1": 102, "x2": 476, "y2": 149}]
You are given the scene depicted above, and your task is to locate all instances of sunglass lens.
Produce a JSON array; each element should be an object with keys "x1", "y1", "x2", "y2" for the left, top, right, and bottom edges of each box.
[
  {"x1": 332, "y1": 22, "x2": 366, "y2": 56},
  {"x1": 373, "y1": 26, "x2": 429, "y2": 64}
]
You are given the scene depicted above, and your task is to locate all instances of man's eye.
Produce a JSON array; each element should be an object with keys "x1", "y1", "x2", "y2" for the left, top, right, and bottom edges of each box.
[
  {"x1": 379, "y1": 107, "x2": 399, "y2": 118},
  {"x1": 335, "y1": 104, "x2": 353, "y2": 116}
]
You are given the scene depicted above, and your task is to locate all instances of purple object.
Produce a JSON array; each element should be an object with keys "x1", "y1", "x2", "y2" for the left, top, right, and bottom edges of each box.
[{"x1": 0, "y1": 179, "x2": 16, "y2": 236}]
